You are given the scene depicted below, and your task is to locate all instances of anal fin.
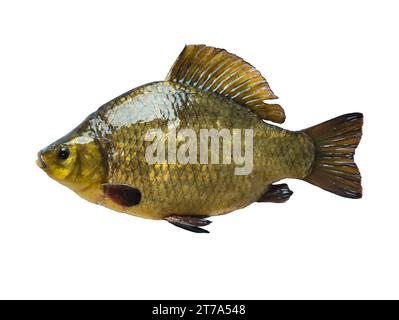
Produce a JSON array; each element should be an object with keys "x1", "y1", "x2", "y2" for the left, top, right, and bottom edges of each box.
[{"x1": 257, "y1": 183, "x2": 293, "y2": 203}]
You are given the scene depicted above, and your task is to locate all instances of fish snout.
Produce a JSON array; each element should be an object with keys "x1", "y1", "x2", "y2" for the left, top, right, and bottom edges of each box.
[{"x1": 36, "y1": 150, "x2": 47, "y2": 170}]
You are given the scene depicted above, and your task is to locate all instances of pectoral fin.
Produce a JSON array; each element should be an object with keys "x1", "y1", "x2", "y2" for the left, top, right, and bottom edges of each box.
[
  {"x1": 164, "y1": 215, "x2": 212, "y2": 233},
  {"x1": 257, "y1": 183, "x2": 293, "y2": 203},
  {"x1": 103, "y1": 184, "x2": 142, "y2": 207}
]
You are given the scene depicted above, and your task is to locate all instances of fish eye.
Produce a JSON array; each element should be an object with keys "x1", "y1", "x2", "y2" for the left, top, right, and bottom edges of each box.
[{"x1": 58, "y1": 145, "x2": 70, "y2": 160}]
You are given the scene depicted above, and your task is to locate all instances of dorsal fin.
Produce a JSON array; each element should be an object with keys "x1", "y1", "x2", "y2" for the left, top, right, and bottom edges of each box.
[{"x1": 166, "y1": 45, "x2": 285, "y2": 123}]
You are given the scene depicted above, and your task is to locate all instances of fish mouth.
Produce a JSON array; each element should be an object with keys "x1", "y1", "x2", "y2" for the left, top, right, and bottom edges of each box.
[{"x1": 36, "y1": 151, "x2": 47, "y2": 170}]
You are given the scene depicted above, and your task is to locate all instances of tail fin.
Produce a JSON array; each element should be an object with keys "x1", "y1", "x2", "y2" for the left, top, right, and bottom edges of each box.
[{"x1": 302, "y1": 113, "x2": 363, "y2": 199}]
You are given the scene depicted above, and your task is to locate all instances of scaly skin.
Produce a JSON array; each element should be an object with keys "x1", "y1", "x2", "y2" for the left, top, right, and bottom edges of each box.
[{"x1": 70, "y1": 81, "x2": 314, "y2": 219}]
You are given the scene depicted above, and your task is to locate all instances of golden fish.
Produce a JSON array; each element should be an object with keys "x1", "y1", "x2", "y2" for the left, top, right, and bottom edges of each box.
[{"x1": 37, "y1": 45, "x2": 363, "y2": 233}]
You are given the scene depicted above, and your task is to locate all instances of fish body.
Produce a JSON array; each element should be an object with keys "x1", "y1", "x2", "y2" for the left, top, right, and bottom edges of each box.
[
  {"x1": 37, "y1": 45, "x2": 363, "y2": 232},
  {"x1": 63, "y1": 81, "x2": 314, "y2": 219}
]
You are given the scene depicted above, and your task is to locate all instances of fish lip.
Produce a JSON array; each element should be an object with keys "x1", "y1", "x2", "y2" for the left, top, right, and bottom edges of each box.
[{"x1": 36, "y1": 151, "x2": 47, "y2": 170}]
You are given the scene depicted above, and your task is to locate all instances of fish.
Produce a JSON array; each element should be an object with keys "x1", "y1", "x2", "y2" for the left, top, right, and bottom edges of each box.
[{"x1": 37, "y1": 45, "x2": 363, "y2": 233}]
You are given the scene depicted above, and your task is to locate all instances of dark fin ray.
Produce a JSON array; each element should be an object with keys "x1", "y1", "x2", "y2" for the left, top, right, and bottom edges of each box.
[
  {"x1": 302, "y1": 113, "x2": 363, "y2": 198},
  {"x1": 257, "y1": 183, "x2": 293, "y2": 203},
  {"x1": 102, "y1": 184, "x2": 142, "y2": 207},
  {"x1": 164, "y1": 215, "x2": 212, "y2": 233},
  {"x1": 166, "y1": 45, "x2": 285, "y2": 123}
]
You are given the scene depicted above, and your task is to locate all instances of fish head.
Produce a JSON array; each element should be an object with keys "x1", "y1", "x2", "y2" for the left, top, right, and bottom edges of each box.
[{"x1": 37, "y1": 131, "x2": 106, "y2": 193}]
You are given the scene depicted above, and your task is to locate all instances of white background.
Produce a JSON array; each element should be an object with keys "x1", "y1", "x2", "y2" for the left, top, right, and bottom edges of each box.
[{"x1": 0, "y1": 0, "x2": 398, "y2": 299}]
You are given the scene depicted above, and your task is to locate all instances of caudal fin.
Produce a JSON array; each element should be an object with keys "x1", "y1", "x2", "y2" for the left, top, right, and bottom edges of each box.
[{"x1": 302, "y1": 113, "x2": 363, "y2": 199}]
